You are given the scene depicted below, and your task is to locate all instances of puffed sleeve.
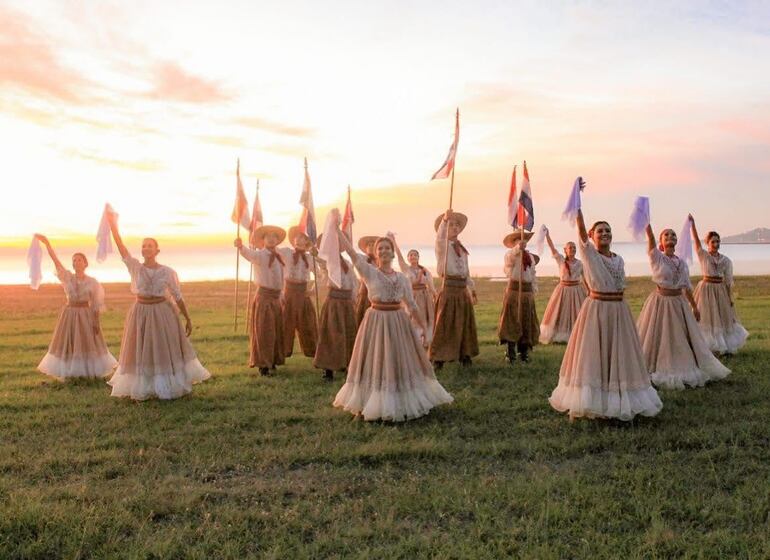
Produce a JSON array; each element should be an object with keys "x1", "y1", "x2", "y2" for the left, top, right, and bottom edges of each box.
[
  {"x1": 122, "y1": 253, "x2": 142, "y2": 278},
  {"x1": 55, "y1": 267, "x2": 73, "y2": 284},
  {"x1": 239, "y1": 246, "x2": 263, "y2": 265},
  {"x1": 724, "y1": 257, "x2": 734, "y2": 287},
  {"x1": 435, "y1": 220, "x2": 448, "y2": 277},
  {"x1": 504, "y1": 249, "x2": 517, "y2": 277},
  {"x1": 553, "y1": 253, "x2": 564, "y2": 266},
  {"x1": 353, "y1": 253, "x2": 377, "y2": 283},
  {"x1": 166, "y1": 267, "x2": 183, "y2": 301},
  {"x1": 90, "y1": 278, "x2": 107, "y2": 312}
]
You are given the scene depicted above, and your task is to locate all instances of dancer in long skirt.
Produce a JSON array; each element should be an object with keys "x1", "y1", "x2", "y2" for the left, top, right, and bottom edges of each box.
[
  {"x1": 279, "y1": 226, "x2": 318, "y2": 359},
  {"x1": 235, "y1": 226, "x2": 286, "y2": 376},
  {"x1": 549, "y1": 205, "x2": 662, "y2": 421},
  {"x1": 689, "y1": 215, "x2": 749, "y2": 355},
  {"x1": 106, "y1": 214, "x2": 210, "y2": 400},
  {"x1": 333, "y1": 230, "x2": 453, "y2": 422},
  {"x1": 313, "y1": 234, "x2": 359, "y2": 381},
  {"x1": 636, "y1": 223, "x2": 730, "y2": 389},
  {"x1": 430, "y1": 209, "x2": 479, "y2": 368},
  {"x1": 34, "y1": 234, "x2": 117, "y2": 380},
  {"x1": 354, "y1": 236, "x2": 378, "y2": 327},
  {"x1": 538, "y1": 228, "x2": 588, "y2": 344},
  {"x1": 394, "y1": 244, "x2": 436, "y2": 349},
  {"x1": 497, "y1": 230, "x2": 540, "y2": 363}
]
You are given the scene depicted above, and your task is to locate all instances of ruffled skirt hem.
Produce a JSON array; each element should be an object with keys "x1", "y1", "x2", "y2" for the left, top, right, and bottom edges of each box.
[
  {"x1": 38, "y1": 353, "x2": 117, "y2": 380},
  {"x1": 108, "y1": 358, "x2": 211, "y2": 401},
  {"x1": 333, "y1": 377, "x2": 453, "y2": 422},
  {"x1": 651, "y1": 364, "x2": 729, "y2": 390},
  {"x1": 549, "y1": 383, "x2": 662, "y2": 421}
]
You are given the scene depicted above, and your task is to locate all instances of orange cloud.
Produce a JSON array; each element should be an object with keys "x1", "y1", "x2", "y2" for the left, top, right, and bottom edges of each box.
[
  {"x1": 233, "y1": 116, "x2": 315, "y2": 138},
  {"x1": 146, "y1": 62, "x2": 230, "y2": 103},
  {"x1": 0, "y1": 7, "x2": 90, "y2": 103}
]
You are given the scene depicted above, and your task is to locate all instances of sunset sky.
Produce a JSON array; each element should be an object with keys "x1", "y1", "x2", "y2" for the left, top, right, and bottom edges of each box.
[{"x1": 2, "y1": 0, "x2": 769, "y2": 252}]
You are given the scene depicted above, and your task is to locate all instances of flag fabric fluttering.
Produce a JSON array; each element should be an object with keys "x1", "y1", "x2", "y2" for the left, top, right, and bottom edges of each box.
[
  {"x1": 431, "y1": 109, "x2": 459, "y2": 180},
  {"x1": 341, "y1": 186, "x2": 354, "y2": 241},
  {"x1": 96, "y1": 203, "x2": 117, "y2": 263},
  {"x1": 628, "y1": 196, "x2": 650, "y2": 241},
  {"x1": 676, "y1": 216, "x2": 693, "y2": 263},
  {"x1": 231, "y1": 159, "x2": 251, "y2": 230},
  {"x1": 506, "y1": 165, "x2": 517, "y2": 227},
  {"x1": 27, "y1": 236, "x2": 43, "y2": 290},
  {"x1": 318, "y1": 209, "x2": 342, "y2": 288},
  {"x1": 562, "y1": 176, "x2": 585, "y2": 222},
  {"x1": 513, "y1": 161, "x2": 534, "y2": 231},
  {"x1": 299, "y1": 158, "x2": 317, "y2": 242},
  {"x1": 534, "y1": 224, "x2": 548, "y2": 255},
  {"x1": 248, "y1": 179, "x2": 264, "y2": 248}
]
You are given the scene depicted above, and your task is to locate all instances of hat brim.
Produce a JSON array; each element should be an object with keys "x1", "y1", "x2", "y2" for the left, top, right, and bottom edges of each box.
[
  {"x1": 503, "y1": 230, "x2": 534, "y2": 248},
  {"x1": 288, "y1": 226, "x2": 311, "y2": 248},
  {"x1": 357, "y1": 236, "x2": 379, "y2": 253},
  {"x1": 253, "y1": 225, "x2": 286, "y2": 244},
  {"x1": 434, "y1": 212, "x2": 468, "y2": 233}
]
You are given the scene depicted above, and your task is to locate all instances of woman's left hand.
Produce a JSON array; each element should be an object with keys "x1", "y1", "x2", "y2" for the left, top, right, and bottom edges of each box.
[
  {"x1": 693, "y1": 307, "x2": 701, "y2": 322},
  {"x1": 185, "y1": 318, "x2": 193, "y2": 337}
]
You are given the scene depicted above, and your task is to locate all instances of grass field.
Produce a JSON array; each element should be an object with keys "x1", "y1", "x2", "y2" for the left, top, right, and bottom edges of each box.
[{"x1": 0, "y1": 276, "x2": 768, "y2": 559}]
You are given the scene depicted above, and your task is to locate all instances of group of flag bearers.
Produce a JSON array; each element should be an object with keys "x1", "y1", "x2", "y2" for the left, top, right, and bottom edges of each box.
[{"x1": 27, "y1": 111, "x2": 749, "y2": 425}]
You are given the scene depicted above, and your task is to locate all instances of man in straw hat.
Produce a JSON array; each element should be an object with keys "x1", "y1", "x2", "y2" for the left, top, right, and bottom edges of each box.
[
  {"x1": 234, "y1": 225, "x2": 287, "y2": 376},
  {"x1": 498, "y1": 230, "x2": 540, "y2": 364},
  {"x1": 430, "y1": 209, "x2": 479, "y2": 368},
  {"x1": 354, "y1": 236, "x2": 378, "y2": 328},
  {"x1": 278, "y1": 226, "x2": 318, "y2": 359}
]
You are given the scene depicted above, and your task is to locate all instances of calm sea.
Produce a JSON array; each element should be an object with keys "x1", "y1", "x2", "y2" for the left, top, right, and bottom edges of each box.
[{"x1": 2, "y1": 243, "x2": 770, "y2": 286}]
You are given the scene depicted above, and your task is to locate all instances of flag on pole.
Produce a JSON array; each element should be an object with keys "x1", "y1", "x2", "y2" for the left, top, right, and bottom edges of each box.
[
  {"x1": 231, "y1": 159, "x2": 251, "y2": 230},
  {"x1": 299, "y1": 158, "x2": 317, "y2": 242},
  {"x1": 431, "y1": 108, "x2": 459, "y2": 180},
  {"x1": 513, "y1": 161, "x2": 534, "y2": 231},
  {"x1": 506, "y1": 165, "x2": 517, "y2": 226},
  {"x1": 341, "y1": 185, "x2": 354, "y2": 241},
  {"x1": 248, "y1": 179, "x2": 264, "y2": 248}
]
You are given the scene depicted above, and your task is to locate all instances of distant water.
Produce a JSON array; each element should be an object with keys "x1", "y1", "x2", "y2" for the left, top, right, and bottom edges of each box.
[{"x1": 2, "y1": 243, "x2": 770, "y2": 285}]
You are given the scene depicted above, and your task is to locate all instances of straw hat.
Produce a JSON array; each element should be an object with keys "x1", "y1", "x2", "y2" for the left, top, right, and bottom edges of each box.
[
  {"x1": 357, "y1": 236, "x2": 379, "y2": 253},
  {"x1": 252, "y1": 225, "x2": 286, "y2": 245},
  {"x1": 503, "y1": 230, "x2": 534, "y2": 248},
  {"x1": 434, "y1": 212, "x2": 468, "y2": 233},
  {"x1": 288, "y1": 226, "x2": 312, "y2": 248}
]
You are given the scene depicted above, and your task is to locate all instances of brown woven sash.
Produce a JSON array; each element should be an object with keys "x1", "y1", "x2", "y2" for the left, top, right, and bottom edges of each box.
[
  {"x1": 370, "y1": 301, "x2": 402, "y2": 311},
  {"x1": 507, "y1": 280, "x2": 533, "y2": 293},
  {"x1": 411, "y1": 283, "x2": 427, "y2": 291},
  {"x1": 136, "y1": 296, "x2": 166, "y2": 304},
  {"x1": 257, "y1": 286, "x2": 281, "y2": 299},
  {"x1": 328, "y1": 288, "x2": 352, "y2": 300},
  {"x1": 589, "y1": 290, "x2": 624, "y2": 301},
  {"x1": 657, "y1": 286, "x2": 682, "y2": 296},
  {"x1": 703, "y1": 276, "x2": 723, "y2": 284},
  {"x1": 444, "y1": 275, "x2": 467, "y2": 288},
  {"x1": 285, "y1": 280, "x2": 308, "y2": 292},
  {"x1": 67, "y1": 301, "x2": 90, "y2": 308},
  {"x1": 560, "y1": 280, "x2": 580, "y2": 287}
]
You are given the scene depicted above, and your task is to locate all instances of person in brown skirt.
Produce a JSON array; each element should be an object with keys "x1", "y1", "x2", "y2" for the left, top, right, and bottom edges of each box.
[
  {"x1": 354, "y1": 236, "x2": 378, "y2": 327},
  {"x1": 278, "y1": 226, "x2": 318, "y2": 359},
  {"x1": 430, "y1": 209, "x2": 479, "y2": 369},
  {"x1": 498, "y1": 230, "x2": 540, "y2": 363},
  {"x1": 235, "y1": 225, "x2": 286, "y2": 376},
  {"x1": 313, "y1": 234, "x2": 359, "y2": 381}
]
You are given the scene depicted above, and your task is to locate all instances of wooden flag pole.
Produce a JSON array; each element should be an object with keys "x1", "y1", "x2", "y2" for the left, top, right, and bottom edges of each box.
[
  {"x1": 245, "y1": 179, "x2": 259, "y2": 334},
  {"x1": 441, "y1": 108, "x2": 459, "y2": 292},
  {"x1": 234, "y1": 223, "x2": 241, "y2": 332}
]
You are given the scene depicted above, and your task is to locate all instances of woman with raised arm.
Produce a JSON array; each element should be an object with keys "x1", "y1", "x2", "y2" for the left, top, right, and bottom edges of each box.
[
  {"x1": 394, "y1": 244, "x2": 436, "y2": 349},
  {"x1": 106, "y1": 213, "x2": 210, "y2": 400},
  {"x1": 34, "y1": 234, "x2": 117, "y2": 380},
  {"x1": 689, "y1": 215, "x2": 748, "y2": 355},
  {"x1": 538, "y1": 228, "x2": 587, "y2": 344},
  {"x1": 333, "y1": 228, "x2": 453, "y2": 422},
  {"x1": 549, "y1": 192, "x2": 662, "y2": 421},
  {"x1": 636, "y1": 222, "x2": 730, "y2": 389},
  {"x1": 354, "y1": 236, "x2": 378, "y2": 328}
]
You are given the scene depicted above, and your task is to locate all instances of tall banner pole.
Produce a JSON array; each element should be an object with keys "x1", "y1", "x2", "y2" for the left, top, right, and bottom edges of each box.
[
  {"x1": 234, "y1": 222, "x2": 241, "y2": 332},
  {"x1": 245, "y1": 179, "x2": 258, "y2": 334},
  {"x1": 441, "y1": 108, "x2": 459, "y2": 292}
]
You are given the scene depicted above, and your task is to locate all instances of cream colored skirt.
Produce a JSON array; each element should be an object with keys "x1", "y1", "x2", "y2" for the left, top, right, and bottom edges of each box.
[{"x1": 694, "y1": 281, "x2": 748, "y2": 354}]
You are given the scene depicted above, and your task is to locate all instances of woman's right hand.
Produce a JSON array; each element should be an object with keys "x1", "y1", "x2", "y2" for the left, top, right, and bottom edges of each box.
[
  {"x1": 34, "y1": 233, "x2": 49, "y2": 245},
  {"x1": 234, "y1": 238, "x2": 243, "y2": 249}
]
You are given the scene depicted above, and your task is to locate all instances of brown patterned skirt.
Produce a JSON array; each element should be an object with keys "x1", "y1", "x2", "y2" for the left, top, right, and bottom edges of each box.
[
  {"x1": 498, "y1": 280, "x2": 540, "y2": 347},
  {"x1": 249, "y1": 286, "x2": 285, "y2": 368},
  {"x1": 282, "y1": 281, "x2": 318, "y2": 358},
  {"x1": 354, "y1": 283, "x2": 371, "y2": 327},
  {"x1": 314, "y1": 288, "x2": 357, "y2": 371},
  {"x1": 429, "y1": 280, "x2": 479, "y2": 362}
]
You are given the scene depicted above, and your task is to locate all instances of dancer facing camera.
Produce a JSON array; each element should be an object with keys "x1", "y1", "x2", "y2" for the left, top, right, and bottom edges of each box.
[
  {"x1": 393, "y1": 246, "x2": 436, "y2": 349},
  {"x1": 279, "y1": 226, "x2": 318, "y2": 359}
]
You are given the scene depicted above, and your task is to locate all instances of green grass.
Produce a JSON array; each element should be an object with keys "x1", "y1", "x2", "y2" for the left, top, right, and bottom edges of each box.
[{"x1": 0, "y1": 277, "x2": 768, "y2": 559}]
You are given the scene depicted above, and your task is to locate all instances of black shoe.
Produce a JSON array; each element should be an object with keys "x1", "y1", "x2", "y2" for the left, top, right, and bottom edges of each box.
[
  {"x1": 433, "y1": 361, "x2": 444, "y2": 371},
  {"x1": 461, "y1": 356, "x2": 473, "y2": 367},
  {"x1": 259, "y1": 367, "x2": 270, "y2": 376},
  {"x1": 517, "y1": 342, "x2": 530, "y2": 363},
  {"x1": 505, "y1": 343, "x2": 516, "y2": 364},
  {"x1": 519, "y1": 352, "x2": 530, "y2": 363},
  {"x1": 323, "y1": 369, "x2": 334, "y2": 381}
]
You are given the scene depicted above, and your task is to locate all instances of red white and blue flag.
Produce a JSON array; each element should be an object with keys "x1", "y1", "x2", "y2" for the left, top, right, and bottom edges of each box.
[
  {"x1": 341, "y1": 185, "x2": 354, "y2": 241},
  {"x1": 513, "y1": 161, "x2": 534, "y2": 231},
  {"x1": 298, "y1": 158, "x2": 317, "y2": 242},
  {"x1": 431, "y1": 108, "x2": 459, "y2": 180},
  {"x1": 231, "y1": 158, "x2": 251, "y2": 230},
  {"x1": 506, "y1": 165, "x2": 517, "y2": 227}
]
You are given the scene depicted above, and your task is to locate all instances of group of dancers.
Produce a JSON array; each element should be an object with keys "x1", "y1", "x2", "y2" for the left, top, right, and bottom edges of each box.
[{"x1": 32, "y1": 188, "x2": 748, "y2": 423}]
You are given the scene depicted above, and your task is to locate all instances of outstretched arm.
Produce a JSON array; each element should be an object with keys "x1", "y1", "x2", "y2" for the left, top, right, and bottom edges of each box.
[
  {"x1": 176, "y1": 299, "x2": 193, "y2": 336},
  {"x1": 337, "y1": 228, "x2": 358, "y2": 263},
  {"x1": 34, "y1": 234, "x2": 65, "y2": 271},
  {"x1": 107, "y1": 214, "x2": 129, "y2": 259},
  {"x1": 645, "y1": 223, "x2": 656, "y2": 253},
  {"x1": 689, "y1": 214, "x2": 703, "y2": 252},
  {"x1": 389, "y1": 233, "x2": 408, "y2": 272},
  {"x1": 576, "y1": 209, "x2": 588, "y2": 244},
  {"x1": 545, "y1": 229, "x2": 558, "y2": 256}
]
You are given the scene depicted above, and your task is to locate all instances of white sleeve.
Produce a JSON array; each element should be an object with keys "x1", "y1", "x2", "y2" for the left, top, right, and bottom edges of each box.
[
  {"x1": 122, "y1": 253, "x2": 142, "y2": 278},
  {"x1": 167, "y1": 268, "x2": 183, "y2": 301},
  {"x1": 435, "y1": 220, "x2": 448, "y2": 277},
  {"x1": 401, "y1": 275, "x2": 419, "y2": 311}
]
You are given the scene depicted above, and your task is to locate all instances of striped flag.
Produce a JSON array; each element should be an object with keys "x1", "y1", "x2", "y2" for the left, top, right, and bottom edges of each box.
[
  {"x1": 513, "y1": 161, "x2": 534, "y2": 231},
  {"x1": 298, "y1": 158, "x2": 317, "y2": 242},
  {"x1": 506, "y1": 165, "x2": 517, "y2": 227},
  {"x1": 341, "y1": 185, "x2": 354, "y2": 241},
  {"x1": 231, "y1": 159, "x2": 251, "y2": 230},
  {"x1": 248, "y1": 179, "x2": 264, "y2": 248},
  {"x1": 431, "y1": 108, "x2": 459, "y2": 180}
]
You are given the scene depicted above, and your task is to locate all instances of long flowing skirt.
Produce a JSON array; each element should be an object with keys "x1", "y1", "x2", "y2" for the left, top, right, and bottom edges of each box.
[
  {"x1": 637, "y1": 291, "x2": 730, "y2": 390},
  {"x1": 354, "y1": 284, "x2": 371, "y2": 328},
  {"x1": 334, "y1": 308, "x2": 453, "y2": 421},
  {"x1": 109, "y1": 301, "x2": 210, "y2": 400},
  {"x1": 429, "y1": 285, "x2": 479, "y2": 362},
  {"x1": 282, "y1": 284, "x2": 318, "y2": 358},
  {"x1": 497, "y1": 288, "x2": 540, "y2": 347},
  {"x1": 549, "y1": 299, "x2": 662, "y2": 421},
  {"x1": 693, "y1": 281, "x2": 749, "y2": 354},
  {"x1": 313, "y1": 296, "x2": 357, "y2": 371},
  {"x1": 38, "y1": 306, "x2": 117, "y2": 380},
  {"x1": 249, "y1": 290, "x2": 285, "y2": 368},
  {"x1": 539, "y1": 284, "x2": 587, "y2": 344}
]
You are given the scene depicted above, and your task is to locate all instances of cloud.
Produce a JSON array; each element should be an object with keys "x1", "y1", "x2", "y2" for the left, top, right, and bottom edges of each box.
[
  {"x1": 63, "y1": 148, "x2": 164, "y2": 172},
  {"x1": 146, "y1": 62, "x2": 231, "y2": 103},
  {"x1": 197, "y1": 135, "x2": 246, "y2": 147},
  {"x1": 233, "y1": 116, "x2": 315, "y2": 138},
  {"x1": 0, "y1": 6, "x2": 91, "y2": 103}
]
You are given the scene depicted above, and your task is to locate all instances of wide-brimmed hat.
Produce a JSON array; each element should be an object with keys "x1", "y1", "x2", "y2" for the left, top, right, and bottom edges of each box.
[
  {"x1": 357, "y1": 236, "x2": 379, "y2": 253},
  {"x1": 253, "y1": 225, "x2": 286, "y2": 245},
  {"x1": 288, "y1": 226, "x2": 312, "y2": 248},
  {"x1": 434, "y1": 212, "x2": 468, "y2": 233},
  {"x1": 503, "y1": 230, "x2": 534, "y2": 248}
]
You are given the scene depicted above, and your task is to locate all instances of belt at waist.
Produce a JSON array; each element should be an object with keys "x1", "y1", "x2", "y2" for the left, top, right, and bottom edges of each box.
[
  {"x1": 443, "y1": 275, "x2": 467, "y2": 288},
  {"x1": 328, "y1": 288, "x2": 352, "y2": 300},
  {"x1": 284, "y1": 280, "x2": 308, "y2": 291},
  {"x1": 257, "y1": 286, "x2": 281, "y2": 298},
  {"x1": 589, "y1": 290, "x2": 624, "y2": 301},
  {"x1": 703, "y1": 276, "x2": 723, "y2": 284},
  {"x1": 67, "y1": 301, "x2": 90, "y2": 308},
  {"x1": 411, "y1": 283, "x2": 427, "y2": 291},
  {"x1": 507, "y1": 280, "x2": 533, "y2": 293},
  {"x1": 560, "y1": 280, "x2": 580, "y2": 287},
  {"x1": 370, "y1": 301, "x2": 402, "y2": 311},
  {"x1": 136, "y1": 296, "x2": 167, "y2": 304},
  {"x1": 657, "y1": 286, "x2": 683, "y2": 296}
]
